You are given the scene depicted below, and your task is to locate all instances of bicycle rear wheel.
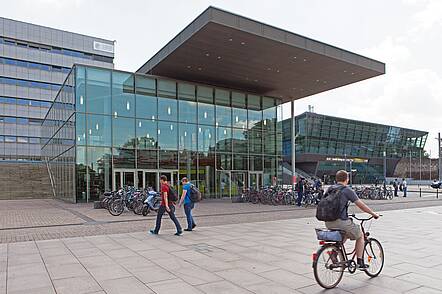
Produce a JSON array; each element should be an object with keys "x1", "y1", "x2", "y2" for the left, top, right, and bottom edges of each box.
[
  {"x1": 364, "y1": 238, "x2": 384, "y2": 277},
  {"x1": 313, "y1": 244, "x2": 345, "y2": 289}
]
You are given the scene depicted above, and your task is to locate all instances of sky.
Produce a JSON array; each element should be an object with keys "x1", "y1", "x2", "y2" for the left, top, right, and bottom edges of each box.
[{"x1": 3, "y1": 0, "x2": 442, "y2": 156}]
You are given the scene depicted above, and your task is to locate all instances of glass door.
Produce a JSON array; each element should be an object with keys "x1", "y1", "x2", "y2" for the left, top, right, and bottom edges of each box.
[
  {"x1": 114, "y1": 171, "x2": 122, "y2": 191},
  {"x1": 231, "y1": 172, "x2": 246, "y2": 197},
  {"x1": 249, "y1": 172, "x2": 263, "y2": 190},
  {"x1": 144, "y1": 171, "x2": 158, "y2": 191},
  {"x1": 113, "y1": 169, "x2": 135, "y2": 190},
  {"x1": 123, "y1": 171, "x2": 135, "y2": 188},
  {"x1": 217, "y1": 171, "x2": 231, "y2": 198}
]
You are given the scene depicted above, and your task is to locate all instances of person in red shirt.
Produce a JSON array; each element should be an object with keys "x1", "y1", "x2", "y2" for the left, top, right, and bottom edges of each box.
[{"x1": 150, "y1": 175, "x2": 182, "y2": 236}]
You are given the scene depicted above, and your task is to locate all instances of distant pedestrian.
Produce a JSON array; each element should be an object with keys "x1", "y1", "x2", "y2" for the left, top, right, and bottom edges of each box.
[
  {"x1": 296, "y1": 178, "x2": 304, "y2": 207},
  {"x1": 393, "y1": 179, "x2": 398, "y2": 197},
  {"x1": 402, "y1": 178, "x2": 407, "y2": 197},
  {"x1": 150, "y1": 175, "x2": 182, "y2": 236},
  {"x1": 179, "y1": 177, "x2": 196, "y2": 232}
]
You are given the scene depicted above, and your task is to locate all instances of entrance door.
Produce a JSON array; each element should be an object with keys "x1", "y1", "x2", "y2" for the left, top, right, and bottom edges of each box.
[
  {"x1": 113, "y1": 169, "x2": 135, "y2": 190},
  {"x1": 231, "y1": 172, "x2": 246, "y2": 197},
  {"x1": 217, "y1": 171, "x2": 231, "y2": 198},
  {"x1": 249, "y1": 172, "x2": 263, "y2": 190},
  {"x1": 144, "y1": 171, "x2": 158, "y2": 191}
]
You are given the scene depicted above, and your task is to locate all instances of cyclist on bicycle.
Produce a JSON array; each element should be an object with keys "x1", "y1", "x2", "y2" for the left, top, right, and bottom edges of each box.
[{"x1": 325, "y1": 170, "x2": 379, "y2": 269}]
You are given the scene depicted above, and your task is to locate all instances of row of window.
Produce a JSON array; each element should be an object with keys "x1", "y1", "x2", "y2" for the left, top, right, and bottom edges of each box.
[
  {"x1": 0, "y1": 135, "x2": 48, "y2": 144},
  {"x1": 0, "y1": 76, "x2": 61, "y2": 91},
  {"x1": 0, "y1": 37, "x2": 113, "y2": 63},
  {"x1": 0, "y1": 156, "x2": 43, "y2": 162},
  {"x1": 0, "y1": 96, "x2": 52, "y2": 108},
  {"x1": 0, "y1": 56, "x2": 71, "y2": 73},
  {"x1": 0, "y1": 115, "x2": 45, "y2": 125}
]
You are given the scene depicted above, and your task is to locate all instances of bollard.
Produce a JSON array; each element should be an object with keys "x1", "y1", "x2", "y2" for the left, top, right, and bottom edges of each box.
[
  {"x1": 438, "y1": 189, "x2": 439, "y2": 199},
  {"x1": 419, "y1": 188, "x2": 421, "y2": 198}
]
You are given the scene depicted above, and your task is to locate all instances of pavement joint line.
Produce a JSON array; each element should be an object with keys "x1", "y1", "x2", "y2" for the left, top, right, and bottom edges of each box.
[
  {"x1": 60, "y1": 238, "x2": 108, "y2": 294},
  {"x1": 35, "y1": 239, "x2": 58, "y2": 293},
  {"x1": 48, "y1": 200, "x2": 97, "y2": 223}
]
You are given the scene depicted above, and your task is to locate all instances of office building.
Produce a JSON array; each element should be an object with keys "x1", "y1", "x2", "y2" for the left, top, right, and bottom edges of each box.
[{"x1": 0, "y1": 17, "x2": 114, "y2": 199}]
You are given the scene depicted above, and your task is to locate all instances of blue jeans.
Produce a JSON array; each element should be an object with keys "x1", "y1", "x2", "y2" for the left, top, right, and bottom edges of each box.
[
  {"x1": 297, "y1": 191, "x2": 303, "y2": 206},
  {"x1": 184, "y1": 202, "x2": 195, "y2": 229},
  {"x1": 403, "y1": 187, "x2": 407, "y2": 197},
  {"x1": 154, "y1": 205, "x2": 182, "y2": 234}
]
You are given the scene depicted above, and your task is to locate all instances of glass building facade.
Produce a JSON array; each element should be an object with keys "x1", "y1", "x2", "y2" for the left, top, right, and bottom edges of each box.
[
  {"x1": 283, "y1": 112, "x2": 428, "y2": 183},
  {"x1": 42, "y1": 65, "x2": 283, "y2": 202}
]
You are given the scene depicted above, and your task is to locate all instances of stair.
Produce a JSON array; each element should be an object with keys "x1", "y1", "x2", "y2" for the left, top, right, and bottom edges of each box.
[{"x1": 0, "y1": 162, "x2": 53, "y2": 200}]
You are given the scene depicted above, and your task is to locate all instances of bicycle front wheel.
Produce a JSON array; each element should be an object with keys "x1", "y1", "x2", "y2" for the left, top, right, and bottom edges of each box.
[
  {"x1": 313, "y1": 245, "x2": 345, "y2": 289},
  {"x1": 108, "y1": 199, "x2": 124, "y2": 216},
  {"x1": 364, "y1": 238, "x2": 384, "y2": 277}
]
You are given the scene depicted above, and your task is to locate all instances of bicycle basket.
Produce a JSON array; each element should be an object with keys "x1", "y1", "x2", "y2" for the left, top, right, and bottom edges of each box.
[{"x1": 315, "y1": 229, "x2": 343, "y2": 242}]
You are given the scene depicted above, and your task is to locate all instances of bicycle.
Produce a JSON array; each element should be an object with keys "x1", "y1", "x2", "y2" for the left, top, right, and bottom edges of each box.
[{"x1": 312, "y1": 214, "x2": 384, "y2": 289}]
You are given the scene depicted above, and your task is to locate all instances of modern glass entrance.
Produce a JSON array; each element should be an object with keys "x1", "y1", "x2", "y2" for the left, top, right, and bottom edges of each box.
[
  {"x1": 249, "y1": 171, "x2": 263, "y2": 190},
  {"x1": 114, "y1": 169, "x2": 178, "y2": 191}
]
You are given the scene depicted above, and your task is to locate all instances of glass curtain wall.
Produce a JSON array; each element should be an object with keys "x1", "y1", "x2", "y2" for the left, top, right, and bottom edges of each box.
[
  {"x1": 43, "y1": 65, "x2": 283, "y2": 202},
  {"x1": 294, "y1": 112, "x2": 428, "y2": 159},
  {"x1": 41, "y1": 69, "x2": 76, "y2": 202}
]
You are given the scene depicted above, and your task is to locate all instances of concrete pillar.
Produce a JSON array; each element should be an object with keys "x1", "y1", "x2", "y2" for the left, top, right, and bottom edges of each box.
[{"x1": 291, "y1": 100, "x2": 296, "y2": 187}]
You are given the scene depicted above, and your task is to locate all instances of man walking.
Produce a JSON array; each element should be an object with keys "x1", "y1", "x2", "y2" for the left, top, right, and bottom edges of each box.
[
  {"x1": 402, "y1": 178, "x2": 407, "y2": 197},
  {"x1": 393, "y1": 179, "x2": 398, "y2": 197},
  {"x1": 150, "y1": 175, "x2": 182, "y2": 236},
  {"x1": 296, "y1": 178, "x2": 304, "y2": 207},
  {"x1": 179, "y1": 177, "x2": 196, "y2": 231}
]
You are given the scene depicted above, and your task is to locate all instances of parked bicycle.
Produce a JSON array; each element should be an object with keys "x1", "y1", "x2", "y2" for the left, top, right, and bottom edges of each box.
[
  {"x1": 107, "y1": 186, "x2": 146, "y2": 216},
  {"x1": 354, "y1": 185, "x2": 393, "y2": 200},
  {"x1": 312, "y1": 214, "x2": 384, "y2": 289}
]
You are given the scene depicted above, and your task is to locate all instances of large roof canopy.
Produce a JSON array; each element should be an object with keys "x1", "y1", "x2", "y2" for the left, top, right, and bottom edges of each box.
[{"x1": 137, "y1": 7, "x2": 385, "y2": 102}]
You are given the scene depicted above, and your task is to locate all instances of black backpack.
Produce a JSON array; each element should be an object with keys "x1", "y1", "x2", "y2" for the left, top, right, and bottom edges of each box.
[
  {"x1": 316, "y1": 186, "x2": 345, "y2": 221},
  {"x1": 189, "y1": 184, "x2": 202, "y2": 203},
  {"x1": 168, "y1": 185, "x2": 178, "y2": 202}
]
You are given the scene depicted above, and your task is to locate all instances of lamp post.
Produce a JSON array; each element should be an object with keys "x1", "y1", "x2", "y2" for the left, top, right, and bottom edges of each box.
[
  {"x1": 349, "y1": 159, "x2": 353, "y2": 186},
  {"x1": 383, "y1": 150, "x2": 387, "y2": 181},
  {"x1": 344, "y1": 153, "x2": 347, "y2": 172},
  {"x1": 419, "y1": 149, "x2": 422, "y2": 181},
  {"x1": 439, "y1": 132, "x2": 442, "y2": 181}
]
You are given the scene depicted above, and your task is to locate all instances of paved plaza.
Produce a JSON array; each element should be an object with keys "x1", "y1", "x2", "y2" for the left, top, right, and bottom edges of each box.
[
  {"x1": 0, "y1": 189, "x2": 441, "y2": 243},
  {"x1": 1, "y1": 201, "x2": 442, "y2": 293}
]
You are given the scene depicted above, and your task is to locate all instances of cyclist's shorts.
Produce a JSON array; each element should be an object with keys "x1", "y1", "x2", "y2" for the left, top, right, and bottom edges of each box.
[{"x1": 325, "y1": 218, "x2": 362, "y2": 240}]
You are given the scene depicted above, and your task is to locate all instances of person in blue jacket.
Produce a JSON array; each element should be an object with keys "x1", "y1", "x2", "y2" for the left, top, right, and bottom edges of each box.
[{"x1": 179, "y1": 177, "x2": 196, "y2": 231}]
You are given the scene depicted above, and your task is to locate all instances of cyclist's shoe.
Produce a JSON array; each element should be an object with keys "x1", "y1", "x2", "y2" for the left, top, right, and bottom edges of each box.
[{"x1": 357, "y1": 263, "x2": 369, "y2": 270}]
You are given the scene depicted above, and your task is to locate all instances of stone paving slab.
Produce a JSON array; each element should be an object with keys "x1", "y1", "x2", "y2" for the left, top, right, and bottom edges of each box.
[{"x1": 1, "y1": 205, "x2": 442, "y2": 293}]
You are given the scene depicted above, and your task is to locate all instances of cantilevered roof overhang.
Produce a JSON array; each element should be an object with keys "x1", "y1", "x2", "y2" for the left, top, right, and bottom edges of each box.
[{"x1": 137, "y1": 7, "x2": 385, "y2": 102}]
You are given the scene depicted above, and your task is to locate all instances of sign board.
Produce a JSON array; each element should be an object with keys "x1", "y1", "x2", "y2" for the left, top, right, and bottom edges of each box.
[
  {"x1": 326, "y1": 157, "x2": 368, "y2": 163},
  {"x1": 93, "y1": 41, "x2": 114, "y2": 54}
]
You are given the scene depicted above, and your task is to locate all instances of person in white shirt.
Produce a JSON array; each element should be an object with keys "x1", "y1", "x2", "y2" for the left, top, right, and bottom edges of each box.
[{"x1": 402, "y1": 178, "x2": 407, "y2": 197}]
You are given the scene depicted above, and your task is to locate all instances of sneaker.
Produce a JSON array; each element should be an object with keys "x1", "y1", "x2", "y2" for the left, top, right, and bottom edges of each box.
[
  {"x1": 184, "y1": 228, "x2": 192, "y2": 232},
  {"x1": 149, "y1": 230, "x2": 158, "y2": 235},
  {"x1": 174, "y1": 231, "x2": 182, "y2": 236},
  {"x1": 357, "y1": 263, "x2": 369, "y2": 270},
  {"x1": 192, "y1": 223, "x2": 196, "y2": 229}
]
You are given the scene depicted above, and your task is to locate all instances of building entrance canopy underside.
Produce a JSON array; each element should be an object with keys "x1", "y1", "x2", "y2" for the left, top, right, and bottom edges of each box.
[{"x1": 137, "y1": 7, "x2": 385, "y2": 102}]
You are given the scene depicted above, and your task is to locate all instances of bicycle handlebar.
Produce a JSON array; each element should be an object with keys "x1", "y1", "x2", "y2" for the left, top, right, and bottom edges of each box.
[{"x1": 350, "y1": 214, "x2": 382, "y2": 221}]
